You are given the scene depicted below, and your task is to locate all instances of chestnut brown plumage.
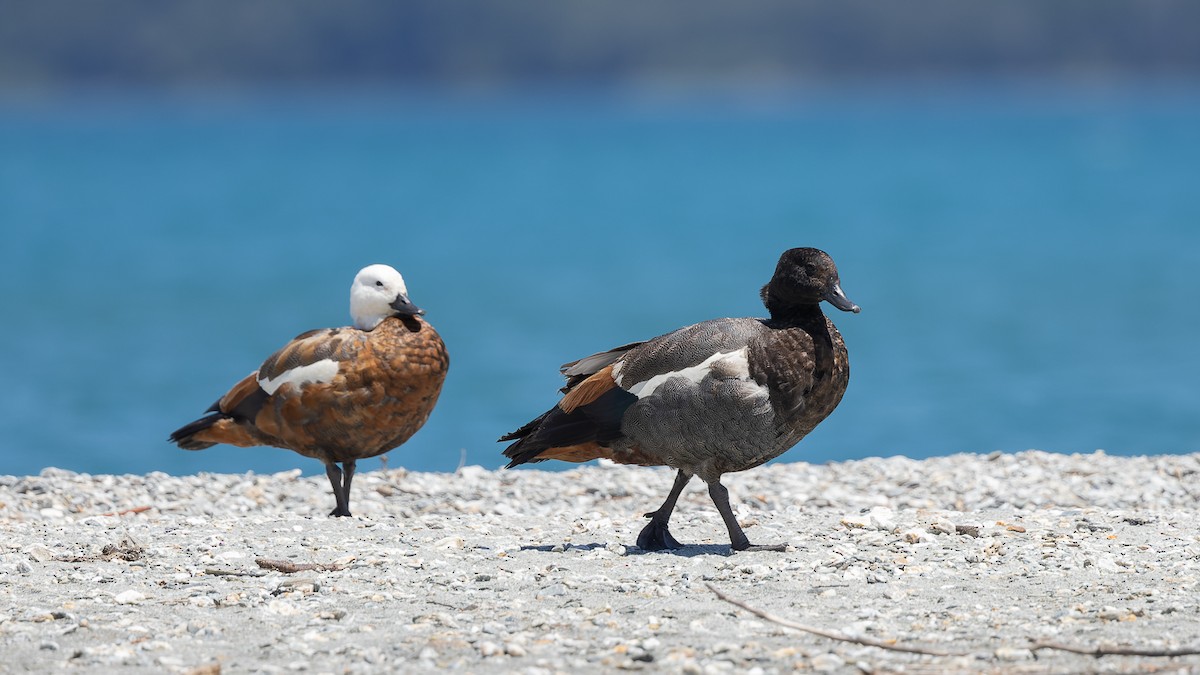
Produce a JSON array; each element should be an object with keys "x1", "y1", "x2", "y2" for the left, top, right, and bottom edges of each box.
[{"x1": 170, "y1": 265, "x2": 449, "y2": 516}]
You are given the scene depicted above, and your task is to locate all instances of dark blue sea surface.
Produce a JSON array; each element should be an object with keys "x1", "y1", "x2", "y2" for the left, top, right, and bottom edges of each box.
[{"x1": 2, "y1": 85, "x2": 1197, "y2": 477}]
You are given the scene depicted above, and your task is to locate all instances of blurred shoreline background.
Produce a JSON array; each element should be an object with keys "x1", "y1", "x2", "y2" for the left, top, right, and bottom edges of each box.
[
  {"x1": 2, "y1": 1, "x2": 1197, "y2": 477},
  {"x1": 3, "y1": 1, "x2": 1200, "y2": 92}
]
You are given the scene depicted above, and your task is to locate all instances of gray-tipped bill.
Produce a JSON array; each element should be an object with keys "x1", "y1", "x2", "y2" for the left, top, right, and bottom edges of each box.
[
  {"x1": 824, "y1": 283, "x2": 861, "y2": 313},
  {"x1": 390, "y1": 294, "x2": 425, "y2": 316}
]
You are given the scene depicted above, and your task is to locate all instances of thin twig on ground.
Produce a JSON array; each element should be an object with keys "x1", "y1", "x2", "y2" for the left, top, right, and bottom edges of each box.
[
  {"x1": 97, "y1": 505, "x2": 152, "y2": 517},
  {"x1": 204, "y1": 568, "x2": 267, "y2": 577},
  {"x1": 1030, "y1": 641, "x2": 1200, "y2": 658},
  {"x1": 707, "y1": 583, "x2": 965, "y2": 657},
  {"x1": 255, "y1": 558, "x2": 350, "y2": 574},
  {"x1": 708, "y1": 583, "x2": 1200, "y2": 661}
]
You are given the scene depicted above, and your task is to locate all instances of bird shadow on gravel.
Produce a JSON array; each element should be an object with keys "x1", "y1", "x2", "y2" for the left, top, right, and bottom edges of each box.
[{"x1": 520, "y1": 542, "x2": 739, "y2": 557}]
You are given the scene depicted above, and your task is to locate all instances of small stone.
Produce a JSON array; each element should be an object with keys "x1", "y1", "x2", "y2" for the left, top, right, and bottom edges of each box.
[
  {"x1": 631, "y1": 648, "x2": 654, "y2": 662},
  {"x1": 1096, "y1": 606, "x2": 1126, "y2": 621},
  {"x1": 276, "y1": 578, "x2": 320, "y2": 594},
  {"x1": 811, "y1": 652, "x2": 845, "y2": 671},
  {"x1": 266, "y1": 599, "x2": 302, "y2": 616},
  {"x1": 605, "y1": 542, "x2": 627, "y2": 556},
  {"x1": 955, "y1": 524, "x2": 981, "y2": 538},
  {"x1": 866, "y1": 506, "x2": 896, "y2": 531},
  {"x1": 842, "y1": 567, "x2": 868, "y2": 583},
  {"x1": 114, "y1": 590, "x2": 145, "y2": 605},
  {"x1": 27, "y1": 544, "x2": 57, "y2": 562},
  {"x1": 840, "y1": 513, "x2": 868, "y2": 529}
]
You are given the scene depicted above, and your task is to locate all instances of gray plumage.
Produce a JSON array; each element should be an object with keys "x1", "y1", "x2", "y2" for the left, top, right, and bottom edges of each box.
[{"x1": 502, "y1": 247, "x2": 859, "y2": 552}]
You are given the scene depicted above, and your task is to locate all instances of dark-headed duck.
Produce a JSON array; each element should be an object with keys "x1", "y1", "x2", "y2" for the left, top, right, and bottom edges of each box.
[{"x1": 501, "y1": 248, "x2": 858, "y2": 552}]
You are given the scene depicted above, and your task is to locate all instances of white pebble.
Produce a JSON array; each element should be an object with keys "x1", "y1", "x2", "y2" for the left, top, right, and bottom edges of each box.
[
  {"x1": 26, "y1": 544, "x2": 57, "y2": 562},
  {"x1": 114, "y1": 590, "x2": 144, "y2": 605}
]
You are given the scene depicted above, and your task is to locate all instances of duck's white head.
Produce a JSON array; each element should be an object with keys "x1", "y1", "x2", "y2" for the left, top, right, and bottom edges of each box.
[{"x1": 350, "y1": 264, "x2": 424, "y2": 330}]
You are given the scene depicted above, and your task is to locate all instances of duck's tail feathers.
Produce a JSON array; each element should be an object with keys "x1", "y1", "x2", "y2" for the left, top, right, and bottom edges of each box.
[
  {"x1": 500, "y1": 381, "x2": 636, "y2": 468},
  {"x1": 168, "y1": 413, "x2": 224, "y2": 450}
]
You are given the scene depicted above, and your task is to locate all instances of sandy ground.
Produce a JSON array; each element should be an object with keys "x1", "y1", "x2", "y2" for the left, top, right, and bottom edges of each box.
[{"x1": 4, "y1": 450, "x2": 1200, "y2": 674}]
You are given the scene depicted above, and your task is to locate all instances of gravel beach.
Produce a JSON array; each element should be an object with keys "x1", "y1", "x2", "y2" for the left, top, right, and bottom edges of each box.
[{"x1": 4, "y1": 450, "x2": 1200, "y2": 674}]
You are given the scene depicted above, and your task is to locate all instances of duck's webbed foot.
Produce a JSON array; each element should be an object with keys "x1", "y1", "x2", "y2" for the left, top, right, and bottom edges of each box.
[
  {"x1": 634, "y1": 469, "x2": 692, "y2": 551},
  {"x1": 637, "y1": 514, "x2": 684, "y2": 551}
]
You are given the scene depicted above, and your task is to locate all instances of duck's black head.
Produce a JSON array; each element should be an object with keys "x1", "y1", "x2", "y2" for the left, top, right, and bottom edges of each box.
[{"x1": 760, "y1": 247, "x2": 860, "y2": 319}]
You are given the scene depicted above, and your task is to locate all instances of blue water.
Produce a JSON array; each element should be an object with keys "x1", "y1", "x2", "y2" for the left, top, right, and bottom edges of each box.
[{"x1": 2, "y1": 85, "x2": 1198, "y2": 478}]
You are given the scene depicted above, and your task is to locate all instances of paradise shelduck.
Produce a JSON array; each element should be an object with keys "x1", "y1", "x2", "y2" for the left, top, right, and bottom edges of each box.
[
  {"x1": 501, "y1": 248, "x2": 858, "y2": 552},
  {"x1": 170, "y1": 264, "x2": 449, "y2": 517}
]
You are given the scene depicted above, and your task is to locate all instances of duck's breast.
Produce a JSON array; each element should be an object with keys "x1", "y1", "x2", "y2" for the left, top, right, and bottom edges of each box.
[
  {"x1": 746, "y1": 315, "x2": 849, "y2": 447},
  {"x1": 254, "y1": 316, "x2": 448, "y2": 459}
]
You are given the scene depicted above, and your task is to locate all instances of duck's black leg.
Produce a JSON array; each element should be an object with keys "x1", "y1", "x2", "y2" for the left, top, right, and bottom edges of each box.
[
  {"x1": 708, "y1": 479, "x2": 786, "y2": 552},
  {"x1": 325, "y1": 461, "x2": 354, "y2": 517},
  {"x1": 341, "y1": 460, "x2": 356, "y2": 515},
  {"x1": 637, "y1": 470, "x2": 691, "y2": 551}
]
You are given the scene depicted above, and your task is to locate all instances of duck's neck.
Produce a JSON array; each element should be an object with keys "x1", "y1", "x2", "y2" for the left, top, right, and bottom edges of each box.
[
  {"x1": 354, "y1": 315, "x2": 386, "y2": 331},
  {"x1": 765, "y1": 295, "x2": 826, "y2": 326}
]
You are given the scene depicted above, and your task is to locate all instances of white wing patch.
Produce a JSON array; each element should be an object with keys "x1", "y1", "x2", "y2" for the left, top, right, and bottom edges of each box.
[
  {"x1": 257, "y1": 359, "x2": 340, "y2": 395},
  {"x1": 624, "y1": 347, "x2": 751, "y2": 399}
]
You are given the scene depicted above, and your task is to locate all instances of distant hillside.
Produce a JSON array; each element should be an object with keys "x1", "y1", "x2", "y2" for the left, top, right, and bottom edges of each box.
[{"x1": 2, "y1": 0, "x2": 1198, "y2": 89}]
